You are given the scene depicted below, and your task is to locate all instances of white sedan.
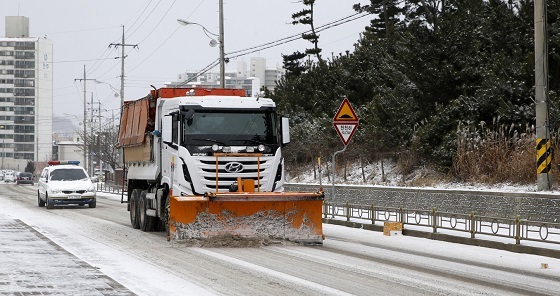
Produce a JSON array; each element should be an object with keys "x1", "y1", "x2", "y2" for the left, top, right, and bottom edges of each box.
[{"x1": 37, "y1": 161, "x2": 97, "y2": 209}]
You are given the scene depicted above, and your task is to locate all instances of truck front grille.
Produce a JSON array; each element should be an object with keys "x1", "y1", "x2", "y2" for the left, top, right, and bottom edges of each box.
[{"x1": 193, "y1": 156, "x2": 274, "y2": 191}]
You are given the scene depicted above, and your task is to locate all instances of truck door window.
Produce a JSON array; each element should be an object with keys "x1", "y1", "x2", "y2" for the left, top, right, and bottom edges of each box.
[{"x1": 172, "y1": 114, "x2": 179, "y2": 145}]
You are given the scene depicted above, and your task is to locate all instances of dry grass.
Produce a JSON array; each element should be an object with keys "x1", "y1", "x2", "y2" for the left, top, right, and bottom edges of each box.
[{"x1": 450, "y1": 120, "x2": 559, "y2": 186}]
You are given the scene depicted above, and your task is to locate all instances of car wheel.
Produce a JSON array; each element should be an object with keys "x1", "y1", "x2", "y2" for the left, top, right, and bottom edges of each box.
[
  {"x1": 89, "y1": 199, "x2": 97, "y2": 208},
  {"x1": 130, "y1": 189, "x2": 142, "y2": 229},
  {"x1": 37, "y1": 191, "x2": 45, "y2": 207},
  {"x1": 46, "y1": 195, "x2": 54, "y2": 210},
  {"x1": 139, "y1": 191, "x2": 155, "y2": 232}
]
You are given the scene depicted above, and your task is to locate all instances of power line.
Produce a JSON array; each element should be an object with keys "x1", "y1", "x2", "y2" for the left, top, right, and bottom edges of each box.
[
  {"x1": 176, "y1": 59, "x2": 220, "y2": 87},
  {"x1": 109, "y1": 25, "x2": 139, "y2": 112},
  {"x1": 53, "y1": 57, "x2": 116, "y2": 64},
  {"x1": 225, "y1": 12, "x2": 368, "y2": 59},
  {"x1": 135, "y1": 0, "x2": 177, "y2": 44},
  {"x1": 37, "y1": 26, "x2": 120, "y2": 35},
  {"x1": 127, "y1": 0, "x2": 207, "y2": 74},
  {"x1": 128, "y1": 27, "x2": 179, "y2": 73},
  {"x1": 124, "y1": 0, "x2": 155, "y2": 37},
  {"x1": 173, "y1": 12, "x2": 369, "y2": 86}
]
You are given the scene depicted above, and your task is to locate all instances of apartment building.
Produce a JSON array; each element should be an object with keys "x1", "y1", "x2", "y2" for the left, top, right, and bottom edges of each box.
[{"x1": 0, "y1": 16, "x2": 53, "y2": 170}]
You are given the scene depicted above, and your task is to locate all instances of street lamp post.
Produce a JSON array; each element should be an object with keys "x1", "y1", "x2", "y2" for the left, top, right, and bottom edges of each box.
[
  {"x1": 178, "y1": 0, "x2": 225, "y2": 87},
  {"x1": 94, "y1": 80, "x2": 120, "y2": 96}
]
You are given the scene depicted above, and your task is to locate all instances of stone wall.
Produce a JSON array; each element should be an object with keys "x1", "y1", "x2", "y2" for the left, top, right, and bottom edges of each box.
[{"x1": 286, "y1": 184, "x2": 560, "y2": 222}]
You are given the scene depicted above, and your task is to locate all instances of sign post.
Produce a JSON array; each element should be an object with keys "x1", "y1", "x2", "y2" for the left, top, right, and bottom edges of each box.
[{"x1": 331, "y1": 98, "x2": 359, "y2": 215}]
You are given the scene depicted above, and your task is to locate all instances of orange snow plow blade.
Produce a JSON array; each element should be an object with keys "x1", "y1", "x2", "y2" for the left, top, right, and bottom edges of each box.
[{"x1": 168, "y1": 191, "x2": 325, "y2": 245}]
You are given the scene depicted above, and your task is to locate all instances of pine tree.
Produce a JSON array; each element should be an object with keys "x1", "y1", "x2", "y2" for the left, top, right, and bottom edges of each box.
[{"x1": 283, "y1": 0, "x2": 323, "y2": 77}]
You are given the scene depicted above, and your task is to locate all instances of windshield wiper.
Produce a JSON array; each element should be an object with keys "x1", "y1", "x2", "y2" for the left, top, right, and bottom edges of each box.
[
  {"x1": 190, "y1": 138, "x2": 225, "y2": 145},
  {"x1": 231, "y1": 139, "x2": 266, "y2": 145}
]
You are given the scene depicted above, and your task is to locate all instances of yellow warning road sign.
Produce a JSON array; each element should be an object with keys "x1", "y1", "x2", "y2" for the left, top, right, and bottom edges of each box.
[
  {"x1": 333, "y1": 98, "x2": 358, "y2": 121},
  {"x1": 333, "y1": 98, "x2": 359, "y2": 145}
]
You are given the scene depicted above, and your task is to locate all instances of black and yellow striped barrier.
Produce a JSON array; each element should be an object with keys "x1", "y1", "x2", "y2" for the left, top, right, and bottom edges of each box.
[{"x1": 536, "y1": 138, "x2": 552, "y2": 174}]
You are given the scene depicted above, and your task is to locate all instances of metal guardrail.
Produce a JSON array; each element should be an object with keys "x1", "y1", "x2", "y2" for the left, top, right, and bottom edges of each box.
[
  {"x1": 94, "y1": 185, "x2": 560, "y2": 247},
  {"x1": 96, "y1": 183, "x2": 127, "y2": 195},
  {"x1": 323, "y1": 202, "x2": 560, "y2": 246}
]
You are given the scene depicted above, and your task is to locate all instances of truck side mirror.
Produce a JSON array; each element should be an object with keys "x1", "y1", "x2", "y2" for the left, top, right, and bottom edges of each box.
[
  {"x1": 281, "y1": 117, "x2": 290, "y2": 145},
  {"x1": 162, "y1": 115, "x2": 172, "y2": 143}
]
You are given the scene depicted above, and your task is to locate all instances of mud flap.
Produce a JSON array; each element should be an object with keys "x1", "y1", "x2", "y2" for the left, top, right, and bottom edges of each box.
[{"x1": 168, "y1": 192, "x2": 324, "y2": 245}]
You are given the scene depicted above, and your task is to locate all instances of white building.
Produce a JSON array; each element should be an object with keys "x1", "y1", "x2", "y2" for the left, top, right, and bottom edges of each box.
[
  {"x1": 249, "y1": 57, "x2": 266, "y2": 87},
  {"x1": 0, "y1": 16, "x2": 53, "y2": 170},
  {"x1": 56, "y1": 141, "x2": 84, "y2": 162},
  {"x1": 169, "y1": 57, "x2": 285, "y2": 96}
]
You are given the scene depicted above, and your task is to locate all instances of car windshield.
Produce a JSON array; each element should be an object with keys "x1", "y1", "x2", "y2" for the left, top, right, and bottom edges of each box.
[{"x1": 50, "y1": 168, "x2": 88, "y2": 181}]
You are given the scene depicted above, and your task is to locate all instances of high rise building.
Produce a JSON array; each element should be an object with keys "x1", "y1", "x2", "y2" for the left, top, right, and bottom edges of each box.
[{"x1": 0, "y1": 16, "x2": 53, "y2": 170}]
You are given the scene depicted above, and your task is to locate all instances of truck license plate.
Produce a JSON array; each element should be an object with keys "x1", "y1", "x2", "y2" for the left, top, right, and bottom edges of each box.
[{"x1": 68, "y1": 195, "x2": 81, "y2": 199}]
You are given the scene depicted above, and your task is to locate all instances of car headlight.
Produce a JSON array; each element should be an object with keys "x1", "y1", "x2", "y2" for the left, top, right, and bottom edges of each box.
[
  {"x1": 49, "y1": 189, "x2": 61, "y2": 194},
  {"x1": 88, "y1": 184, "x2": 97, "y2": 192}
]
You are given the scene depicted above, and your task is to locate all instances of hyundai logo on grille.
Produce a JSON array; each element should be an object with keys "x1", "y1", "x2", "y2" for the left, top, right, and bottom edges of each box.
[{"x1": 224, "y1": 162, "x2": 244, "y2": 173}]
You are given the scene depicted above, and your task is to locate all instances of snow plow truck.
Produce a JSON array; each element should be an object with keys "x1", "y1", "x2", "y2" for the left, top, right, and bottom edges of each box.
[{"x1": 117, "y1": 87, "x2": 324, "y2": 244}]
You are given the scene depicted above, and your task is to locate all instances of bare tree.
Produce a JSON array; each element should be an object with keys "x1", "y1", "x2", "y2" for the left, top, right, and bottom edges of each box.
[{"x1": 74, "y1": 120, "x2": 120, "y2": 171}]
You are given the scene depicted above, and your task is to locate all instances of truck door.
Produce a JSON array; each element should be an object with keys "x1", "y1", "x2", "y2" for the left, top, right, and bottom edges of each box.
[{"x1": 161, "y1": 112, "x2": 179, "y2": 187}]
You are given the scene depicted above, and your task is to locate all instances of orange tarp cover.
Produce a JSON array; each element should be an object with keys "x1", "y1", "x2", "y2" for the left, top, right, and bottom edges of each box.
[{"x1": 117, "y1": 98, "x2": 149, "y2": 147}]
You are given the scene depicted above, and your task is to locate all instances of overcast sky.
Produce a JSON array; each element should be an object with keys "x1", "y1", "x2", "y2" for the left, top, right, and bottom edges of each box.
[{"x1": 1, "y1": 0, "x2": 372, "y2": 128}]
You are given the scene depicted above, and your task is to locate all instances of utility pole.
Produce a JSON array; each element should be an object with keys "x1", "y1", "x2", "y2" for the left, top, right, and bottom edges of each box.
[
  {"x1": 90, "y1": 92, "x2": 94, "y2": 176},
  {"x1": 109, "y1": 25, "x2": 137, "y2": 167},
  {"x1": 535, "y1": 0, "x2": 551, "y2": 190},
  {"x1": 74, "y1": 65, "x2": 95, "y2": 173},
  {"x1": 98, "y1": 101, "x2": 102, "y2": 174},
  {"x1": 219, "y1": 0, "x2": 225, "y2": 88}
]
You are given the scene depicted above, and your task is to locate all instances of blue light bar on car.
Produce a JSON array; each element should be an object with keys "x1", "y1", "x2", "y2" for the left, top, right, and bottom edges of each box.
[{"x1": 48, "y1": 160, "x2": 81, "y2": 166}]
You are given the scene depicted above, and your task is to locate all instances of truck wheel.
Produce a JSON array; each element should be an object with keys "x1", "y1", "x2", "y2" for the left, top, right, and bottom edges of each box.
[
  {"x1": 164, "y1": 196, "x2": 170, "y2": 238},
  {"x1": 139, "y1": 191, "x2": 155, "y2": 232},
  {"x1": 37, "y1": 191, "x2": 45, "y2": 207},
  {"x1": 130, "y1": 189, "x2": 142, "y2": 229}
]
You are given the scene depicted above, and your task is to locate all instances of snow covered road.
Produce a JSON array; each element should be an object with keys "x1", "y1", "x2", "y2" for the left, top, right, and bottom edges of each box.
[{"x1": 1, "y1": 183, "x2": 560, "y2": 295}]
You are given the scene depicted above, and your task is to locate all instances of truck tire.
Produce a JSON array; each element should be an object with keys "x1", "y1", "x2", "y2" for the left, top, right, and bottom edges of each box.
[
  {"x1": 164, "y1": 196, "x2": 170, "y2": 238},
  {"x1": 130, "y1": 189, "x2": 142, "y2": 229},
  {"x1": 37, "y1": 191, "x2": 45, "y2": 207},
  {"x1": 139, "y1": 191, "x2": 155, "y2": 232}
]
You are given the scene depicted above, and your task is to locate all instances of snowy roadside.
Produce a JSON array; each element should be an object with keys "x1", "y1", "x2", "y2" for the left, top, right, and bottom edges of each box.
[{"x1": 286, "y1": 161, "x2": 559, "y2": 194}]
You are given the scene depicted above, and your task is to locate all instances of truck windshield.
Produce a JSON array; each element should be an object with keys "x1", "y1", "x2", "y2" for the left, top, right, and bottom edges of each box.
[{"x1": 182, "y1": 110, "x2": 277, "y2": 146}]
